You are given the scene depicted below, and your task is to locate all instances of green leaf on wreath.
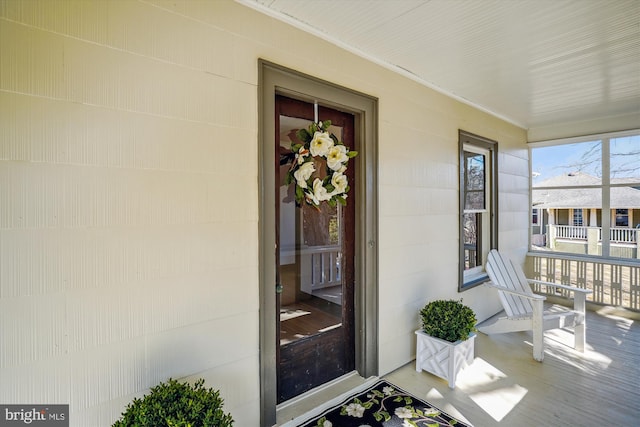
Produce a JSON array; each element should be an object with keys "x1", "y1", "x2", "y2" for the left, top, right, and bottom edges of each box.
[
  {"x1": 373, "y1": 412, "x2": 382, "y2": 422},
  {"x1": 322, "y1": 120, "x2": 332, "y2": 129},
  {"x1": 296, "y1": 128, "x2": 311, "y2": 143},
  {"x1": 316, "y1": 417, "x2": 327, "y2": 426},
  {"x1": 363, "y1": 402, "x2": 373, "y2": 409},
  {"x1": 404, "y1": 397, "x2": 413, "y2": 405},
  {"x1": 291, "y1": 143, "x2": 303, "y2": 152},
  {"x1": 394, "y1": 396, "x2": 403, "y2": 403}
]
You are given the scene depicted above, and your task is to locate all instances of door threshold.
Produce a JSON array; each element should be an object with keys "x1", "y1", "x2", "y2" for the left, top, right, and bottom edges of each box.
[{"x1": 276, "y1": 372, "x2": 378, "y2": 426}]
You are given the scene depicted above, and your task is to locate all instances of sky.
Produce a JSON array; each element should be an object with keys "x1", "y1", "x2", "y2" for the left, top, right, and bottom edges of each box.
[{"x1": 531, "y1": 135, "x2": 640, "y2": 183}]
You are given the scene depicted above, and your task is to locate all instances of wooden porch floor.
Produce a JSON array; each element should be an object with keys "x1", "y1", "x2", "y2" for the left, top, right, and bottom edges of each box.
[{"x1": 385, "y1": 305, "x2": 640, "y2": 426}]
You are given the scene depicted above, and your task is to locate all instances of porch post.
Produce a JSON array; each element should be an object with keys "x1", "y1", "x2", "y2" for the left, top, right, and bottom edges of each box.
[
  {"x1": 589, "y1": 208, "x2": 597, "y2": 226},
  {"x1": 587, "y1": 227, "x2": 599, "y2": 255},
  {"x1": 547, "y1": 209, "x2": 555, "y2": 249}
]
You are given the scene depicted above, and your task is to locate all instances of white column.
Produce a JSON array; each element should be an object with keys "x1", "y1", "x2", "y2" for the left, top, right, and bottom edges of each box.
[{"x1": 590, "y1": 208, "x2": 598, "y2": 226}]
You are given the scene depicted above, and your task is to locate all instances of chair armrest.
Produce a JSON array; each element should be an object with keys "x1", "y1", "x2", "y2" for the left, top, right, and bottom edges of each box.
[
  {"x1": 529, "y1": 280, "x2": 593, "y2": 295},
  {"x1": 484, "y1": 282, "x2": 546, "y2": 301}
]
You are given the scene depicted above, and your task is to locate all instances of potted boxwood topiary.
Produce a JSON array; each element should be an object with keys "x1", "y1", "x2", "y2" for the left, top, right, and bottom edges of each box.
[
  {"x1": 112, "y1": 378, "x2": 234, "y2": 427},
  {"x1": 415, "y1": 299, "x2": 477, "y2": 389}
]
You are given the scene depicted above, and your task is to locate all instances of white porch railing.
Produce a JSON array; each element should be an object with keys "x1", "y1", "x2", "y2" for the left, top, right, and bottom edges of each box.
[
  {"x1": 526, "y1": 252, "x2": 640, "y2": 311},
  {"x1": 298, "y1": 246, "x2": 342, "y2": 291},
  {"x1": 551, "y1": 225, "x2": 638, "y2": 244},
  {"x1": 554, "y1": 225, "x2": 588, "y2": 240},
  {"x1": 605, "y1": 227, "x2": 639, "y2": 244}
]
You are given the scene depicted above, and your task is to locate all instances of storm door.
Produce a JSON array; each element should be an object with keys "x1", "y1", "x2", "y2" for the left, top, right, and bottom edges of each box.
[{"x1": 275, "y1": 95, "x2": 356, "y2": 403}]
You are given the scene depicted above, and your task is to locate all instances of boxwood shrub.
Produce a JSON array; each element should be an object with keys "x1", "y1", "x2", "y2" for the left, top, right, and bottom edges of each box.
[{"x1": 112, "y1": 378, "x2": 234, "y2": 427}]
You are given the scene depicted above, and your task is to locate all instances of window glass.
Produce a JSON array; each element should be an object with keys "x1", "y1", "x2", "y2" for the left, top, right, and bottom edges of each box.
[
  {"x1": 464, "y1": 151, "x2": 485, "y2": 211},
  {"x1": 459, "y1": 131, "x2": 497, "y2": 290},
  {"x1": 530, "y1": 134, "x2": 640, "y2": 259},
  {"x1": 615, "y1": 209, "x2": 629, "y2": 227},
  {"x1": 573, "y1": 209, "x2": 583, "y2": 226},
  {"x1": 611, "y1": 137, "x2": 640, "y2": 182}
]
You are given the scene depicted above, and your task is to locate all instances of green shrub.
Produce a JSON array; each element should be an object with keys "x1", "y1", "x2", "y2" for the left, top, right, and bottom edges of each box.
[
  {"x1": 112, "y1": 378, "x2": 234, "y2": 427},
  {"x1": 420, "y1": 299, "x2": 477, "y2": 343}
]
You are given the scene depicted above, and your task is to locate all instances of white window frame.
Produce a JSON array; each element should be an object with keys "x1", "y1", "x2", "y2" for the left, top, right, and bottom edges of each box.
[{"x1": 529, "y1": 128, "x2": 640, "y2": 259}]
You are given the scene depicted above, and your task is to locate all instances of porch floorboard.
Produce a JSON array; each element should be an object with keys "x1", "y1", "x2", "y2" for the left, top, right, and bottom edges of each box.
[{"x1": 385, "y1": 305, "x2": 639, "y2": 426}]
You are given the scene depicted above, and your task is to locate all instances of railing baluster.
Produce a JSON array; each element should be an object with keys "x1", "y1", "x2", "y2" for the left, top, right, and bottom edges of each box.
[
  {"x1": 560, "y1": 259, "x2": 572, "y2": 297},
  {"x1": 545, "y1": 257, "x2": 556, "y2": 283},
  {"x1": 611, "y1": 264, "x2": 623, "y2": 306},
  {"x1": 593, "y1": 262, "x2": 604, "y2": 304},
  {"x1": 630, "y1": 266, "x2": 640, "y2": 311},
  {"x1": 576, "y1": 260, "x2": 587, "y2": 290}
]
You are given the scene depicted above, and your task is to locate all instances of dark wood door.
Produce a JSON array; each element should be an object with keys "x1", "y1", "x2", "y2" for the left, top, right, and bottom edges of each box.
[{"x1": 275, "y1": 95, "x2": 356, "y2": 403}]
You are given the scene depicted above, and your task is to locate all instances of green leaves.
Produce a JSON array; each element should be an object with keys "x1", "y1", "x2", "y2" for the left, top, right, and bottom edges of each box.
[
  {"x1": 112, "y1": 379, "x2": 234, "y2": 427},
  {"x1": 420, "y1": 299, "x2": 477, "y2": 342},
  {"x1": 296, "y1": 128, "x2": 311, "y2": 143}
]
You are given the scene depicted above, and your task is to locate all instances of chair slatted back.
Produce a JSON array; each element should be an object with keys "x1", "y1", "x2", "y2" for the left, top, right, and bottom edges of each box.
[{"x1": 486, "y1": 250, "x2": 534, "y2": 317}]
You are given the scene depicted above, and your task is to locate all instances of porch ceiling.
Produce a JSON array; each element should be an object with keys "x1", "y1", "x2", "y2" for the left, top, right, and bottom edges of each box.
[{"x1": 239, "y1": 0, "x2": 640, "y2": 141}]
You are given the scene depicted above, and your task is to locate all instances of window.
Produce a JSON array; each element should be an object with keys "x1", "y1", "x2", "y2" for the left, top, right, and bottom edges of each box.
[
  {"x1": 572, "y1": 208, "x2": 584, "y2": 226},
  {"x1": 459, "y1": 131, "x2": 498, "y2": 290},
  {"x1": 530, "y1": 131, "x2": 640, "y2": 259},
  {"x1": 614, "y1": 209, "x2": 629, "y2": 227},
  {"x1": 532, "y1": 209, "x2": 539, "y2": 226}
]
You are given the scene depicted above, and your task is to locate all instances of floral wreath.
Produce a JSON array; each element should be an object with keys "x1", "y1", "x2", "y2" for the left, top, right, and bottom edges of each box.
[{"x1": 286, "y1": 120, "x2": 358, "y2": 207}]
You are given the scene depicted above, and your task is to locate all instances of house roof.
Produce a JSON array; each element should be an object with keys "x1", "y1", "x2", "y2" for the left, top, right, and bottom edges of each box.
[{"x1": 532, "y1": 172, "x2": 640, "y2": 208}]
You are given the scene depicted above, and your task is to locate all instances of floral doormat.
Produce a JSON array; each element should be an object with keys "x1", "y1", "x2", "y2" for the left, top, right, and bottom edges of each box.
[{"x1": 296, "y1": 379, "x2": 472, "y2": 427}]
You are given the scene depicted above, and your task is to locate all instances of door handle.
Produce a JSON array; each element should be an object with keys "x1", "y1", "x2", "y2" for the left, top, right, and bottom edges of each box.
[{"x1": 275, "y1": 283, "x2": 284, "y2": 294}]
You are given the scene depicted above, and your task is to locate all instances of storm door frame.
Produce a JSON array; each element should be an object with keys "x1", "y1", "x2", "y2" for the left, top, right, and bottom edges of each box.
[{"x1": 258, "y1": 60, "x2": 378, "y2": 426}]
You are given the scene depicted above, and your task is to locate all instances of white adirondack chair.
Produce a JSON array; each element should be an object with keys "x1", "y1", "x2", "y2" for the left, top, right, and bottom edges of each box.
[{"x1": 477, "y1": 250, "x2": 592, "y2": 361}]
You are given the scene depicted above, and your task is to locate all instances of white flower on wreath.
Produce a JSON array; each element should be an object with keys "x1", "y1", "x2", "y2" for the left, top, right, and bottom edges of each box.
[
  {"x1": 310, "y1": 178, "x2": 332, "y2": 205},
  {"x1": 320, "y1": 420, "x2": 332, "y2": 427},
  {"x1": 395, "y1": 407, "x2": 414, "y2": 419},
  {"x1": 345, "y1": 402, "x2": 365, "y2": 418},
  {"x1": 293, "y1": 161, "x2": 315, "y2": 189},
  {"x1": 326, "y1": 144, "x2": 348, "y2": 171},
  {"x1": 330, "y1": 172, "x2": 348, "y2": 196},
  {"x1": 310, "y1": 131, "x2": 334, "y2": 156}
]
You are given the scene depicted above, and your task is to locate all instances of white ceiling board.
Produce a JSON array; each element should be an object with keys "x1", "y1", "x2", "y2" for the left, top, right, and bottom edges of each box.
[{"x1": 240, "y1": 0, "x2": 640, "y2": 139}]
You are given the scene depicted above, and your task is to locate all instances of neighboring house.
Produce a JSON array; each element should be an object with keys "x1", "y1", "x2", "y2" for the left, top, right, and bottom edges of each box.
[{"x1": 532, "y1": 172, "x2": 640, "y2": 258}]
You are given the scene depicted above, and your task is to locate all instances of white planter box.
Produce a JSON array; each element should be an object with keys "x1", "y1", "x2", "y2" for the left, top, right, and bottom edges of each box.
[{"x1": 415, "y1": 330, "x2": 476, "y2": 389}]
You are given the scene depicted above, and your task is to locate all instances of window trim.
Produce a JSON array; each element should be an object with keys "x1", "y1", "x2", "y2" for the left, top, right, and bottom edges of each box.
[
  {"x1": 459, "y1": 130, "x2": 498, "y2": 291},
  {"x1": 532, "y1": 208, "x2": 540, "y2": 226}
]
